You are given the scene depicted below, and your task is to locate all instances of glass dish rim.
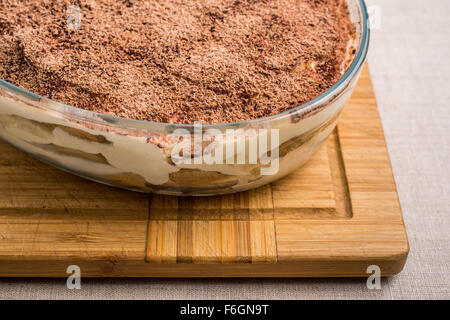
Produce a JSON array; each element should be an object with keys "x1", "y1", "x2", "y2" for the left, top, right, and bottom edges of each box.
[{"x1": 0, "y1": 0, "x2": 369, "y2": 130}]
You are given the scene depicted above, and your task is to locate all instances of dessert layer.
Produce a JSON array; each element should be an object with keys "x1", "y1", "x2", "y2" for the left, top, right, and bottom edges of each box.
[{"x1": 0, "y1": 0, "x2": 355, "y2": 124}]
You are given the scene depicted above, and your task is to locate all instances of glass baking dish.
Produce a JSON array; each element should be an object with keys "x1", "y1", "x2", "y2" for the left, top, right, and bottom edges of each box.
[{"x1": 0, "y1": 0, "x2": 369, "y2": 195}]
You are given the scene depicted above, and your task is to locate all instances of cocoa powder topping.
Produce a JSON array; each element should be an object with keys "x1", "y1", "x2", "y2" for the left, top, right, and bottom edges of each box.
[{"x1": 0, "y1": 0, "x2": 356, "y2": 124}]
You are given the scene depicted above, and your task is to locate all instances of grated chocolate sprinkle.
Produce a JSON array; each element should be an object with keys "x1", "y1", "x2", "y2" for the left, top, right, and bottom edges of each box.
[{"x1": 0, "y1": 0, "x2": 356, "y2": 124}]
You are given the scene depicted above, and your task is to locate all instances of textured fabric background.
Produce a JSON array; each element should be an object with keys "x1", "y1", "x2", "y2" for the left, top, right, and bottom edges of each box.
[{"x1": 0, "y1": 0, "x2": 449, "y2": 300}]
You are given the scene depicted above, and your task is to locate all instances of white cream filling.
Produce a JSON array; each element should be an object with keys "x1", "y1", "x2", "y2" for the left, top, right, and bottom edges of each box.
[{"x1": 0, "y1": 94, "x2": 178, "y2": 185}]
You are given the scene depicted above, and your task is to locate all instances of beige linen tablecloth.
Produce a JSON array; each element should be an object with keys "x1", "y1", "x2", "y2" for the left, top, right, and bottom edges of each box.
[{"x1": 0, "y1": 0, "x2": 449, "y2": 299}]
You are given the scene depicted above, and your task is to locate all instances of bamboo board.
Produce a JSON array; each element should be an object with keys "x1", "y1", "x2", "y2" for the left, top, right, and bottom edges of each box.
[{"x1": 0, "y1": 66, "x2": 409, "y2": 277}]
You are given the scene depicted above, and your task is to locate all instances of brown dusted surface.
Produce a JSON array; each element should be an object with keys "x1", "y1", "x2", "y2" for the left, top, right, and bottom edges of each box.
[{"x1": 0, "y1": 0, "x2": 355, "y2": 124}]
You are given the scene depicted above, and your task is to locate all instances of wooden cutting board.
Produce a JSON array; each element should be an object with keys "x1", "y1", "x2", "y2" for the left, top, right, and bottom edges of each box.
[{"x1": 0, "y1": 66, "x2": 409, "y2": 277}]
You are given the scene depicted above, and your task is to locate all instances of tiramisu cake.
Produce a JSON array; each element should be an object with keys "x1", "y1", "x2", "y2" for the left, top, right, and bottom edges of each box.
[{"x1": 0, "y1": 0, "x2": 363, "y2": 195}]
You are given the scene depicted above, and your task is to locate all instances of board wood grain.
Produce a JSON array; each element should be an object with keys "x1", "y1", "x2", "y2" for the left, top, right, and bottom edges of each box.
[{"x1": 0, "y1": 66, "x2": 409, "y2": 277}]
